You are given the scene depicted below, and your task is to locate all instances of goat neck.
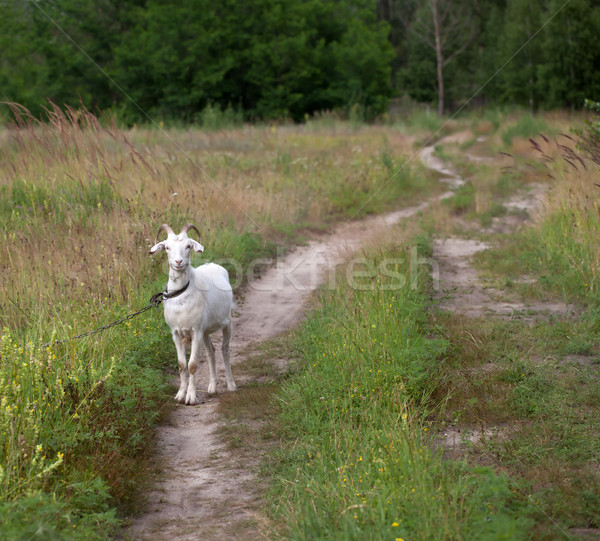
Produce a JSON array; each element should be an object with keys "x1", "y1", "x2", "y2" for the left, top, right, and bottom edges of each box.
[{"x1": 167, "y1": 261, "x2": 191, "y2": 293}]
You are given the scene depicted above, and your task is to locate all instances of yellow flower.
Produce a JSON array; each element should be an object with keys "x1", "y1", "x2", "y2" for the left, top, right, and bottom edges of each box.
[{"x1": 392, "y1": 522, "x2": 399, "y2": 527}]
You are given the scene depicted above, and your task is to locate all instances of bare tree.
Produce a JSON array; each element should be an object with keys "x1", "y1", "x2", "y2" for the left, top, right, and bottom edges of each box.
[{"x1": 407, "y1": 0, "x2": 477, "y2": 115}]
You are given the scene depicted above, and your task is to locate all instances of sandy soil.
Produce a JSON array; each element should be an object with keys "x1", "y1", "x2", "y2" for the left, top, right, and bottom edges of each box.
[
  {"x1": 122, "y1": 168, "x2": 449, "y2": 540},
  {"x1": 122, "y1": 133, "x2": 571, "y2": 540},
  {"x1": 424, "y1": 134, "x2": 573, "y2": 320}
]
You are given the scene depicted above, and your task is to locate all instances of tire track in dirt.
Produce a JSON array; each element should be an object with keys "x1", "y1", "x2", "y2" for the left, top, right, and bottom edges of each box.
[
  {"x1": 425, "y1": 134, "x2": 579, "y2": 470},
  {"x1": 428, "y1": 135, "x2": 600, "y2": 541},
  {"x1": 122, "y1": 177, "x2": 452, "y2": 540},
  {"x1": 123, "y1": 134, "x2": 576, "y2": 540},
  {"x1": 425, "y1": 133, "x2": 574, "y2": 321}
]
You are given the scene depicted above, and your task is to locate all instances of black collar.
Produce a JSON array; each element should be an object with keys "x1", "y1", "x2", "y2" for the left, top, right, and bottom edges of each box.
[{"x1": 163, "y1": 281, "x2": 190, "y2": 300}]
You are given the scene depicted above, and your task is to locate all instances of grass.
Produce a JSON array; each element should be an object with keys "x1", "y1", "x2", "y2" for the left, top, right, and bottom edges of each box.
[
  {"x1": 432, "y1": 311, "x2": 600, "y2": 537},
  {"x1": 0, "y1": 101, "x2": 430, "y2": 538},
  {"x1": 213, "y1": 109, "x2": 600, "y2": 539},
  {"x1": 475, "y1": 131, "x2": 600, "y2": 305},
  {"x1": 500, "y1": 113, "x2": 551, "y2": 146},
  {"x1": 260, "y1": 234, "x2": 534, "y2": 540},
  {"x1": 426, "y1": 110, "x2": 600, "y2": 537},
  {"x1": 3, "y1": 102, "x2": 597, "y2": 539}
]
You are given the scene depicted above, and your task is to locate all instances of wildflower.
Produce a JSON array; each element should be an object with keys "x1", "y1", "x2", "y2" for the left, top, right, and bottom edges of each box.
[{"x1": 392, "y1": 522, "x2": 399, "y2": 527}]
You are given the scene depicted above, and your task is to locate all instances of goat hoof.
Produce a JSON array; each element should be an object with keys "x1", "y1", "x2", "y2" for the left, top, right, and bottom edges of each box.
[
  {"x1": 175, "y1": 390, "x2": 186, "y2": 403},
  {"x1": 227, "y1": 383, "x2": 237, "y2": 392},
  {"x1": 207, "y1": 383, "x2": 217, "y2": 394},
  {"x1": 185, "y1": 392, "x2": 197, "y2": 405}
]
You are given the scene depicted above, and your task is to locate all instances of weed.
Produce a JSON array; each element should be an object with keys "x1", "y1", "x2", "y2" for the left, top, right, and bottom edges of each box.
[
  {"x1": 500, "y1": 114, "x2": 550, "y2": 146},
  {"x1": 434, "y1": 312, "x2": 600, "y2": 535},
  {"x1": 0, "y1": 102, "x2": 427, "y2": 537},
  {"x1": 429, "y1": 114, "x2": 600, "y2": 537},
  {"x1": 194, "y1": 102, "x2": 243, "y2": 131},
  {"x1": 266, "y1": 237, "x2": 533, "y2": 539}
]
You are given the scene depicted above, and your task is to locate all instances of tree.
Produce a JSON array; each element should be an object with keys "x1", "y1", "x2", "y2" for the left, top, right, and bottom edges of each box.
[
  {"x1": 112, "y1": 0, "x2": 394, "y2": 121},
  {"x1": 404, "y1": 0, "x2": 477, "y2": 115},
  {"x1": 495, "y1": 0, "x2": 545, "y2": 110},
  {"x1": 537, "y1": 0, "x2": 600, "y2": 109}
]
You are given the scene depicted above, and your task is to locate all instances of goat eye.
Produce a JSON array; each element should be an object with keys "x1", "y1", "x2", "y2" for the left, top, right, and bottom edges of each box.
[
  {"x1": 165, "y1": 246, "x2": 170, "y2": 251},
  {"x1": 186, "y1": 245, "x2": 191, "y2": 250}
]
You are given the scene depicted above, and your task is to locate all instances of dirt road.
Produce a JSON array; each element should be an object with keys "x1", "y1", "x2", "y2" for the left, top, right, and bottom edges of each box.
[
  {"x1": 121, "y1": 147, "x2": 456, "y2": 539},
  {"x1": 125, "y1": 133, "x2": 553, "y2": 539}
]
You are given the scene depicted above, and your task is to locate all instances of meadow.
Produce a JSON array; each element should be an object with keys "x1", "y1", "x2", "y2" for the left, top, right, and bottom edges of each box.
[
  {"x1": 0, "y1": 103, "x2": 437, "y2": 538},
  {"x1": 2, "y1": 102, "x2": 599, "y2": 539},
  {"x1": 217, "y1": 108, "x2": 600, "y2": 539}
]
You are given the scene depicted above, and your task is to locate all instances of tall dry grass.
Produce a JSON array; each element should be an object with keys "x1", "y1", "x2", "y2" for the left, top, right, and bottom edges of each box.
[
  {"x1": 0, "y1": 102, "x2": 424, "y2": 333},
  {"x1": 529, "y1": 133, "x2": 600, "y2": 296},
  {"x1": 0, "y1": 102, "x2": 430, "y2": 537}
]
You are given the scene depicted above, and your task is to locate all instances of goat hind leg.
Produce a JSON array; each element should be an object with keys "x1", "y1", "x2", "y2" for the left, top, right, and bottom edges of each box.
[
  {"x1": 204, "y1": 335, "x2": 218, "y2": 394},
  {"x1": 222, "y1": 323, "x2": 236, "y2": 391}
]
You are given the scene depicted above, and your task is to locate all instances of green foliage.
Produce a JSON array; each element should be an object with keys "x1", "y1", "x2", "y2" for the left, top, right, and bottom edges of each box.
[
  {"x1": 195, "y1": 102, "x2": 243, "y2": 131},
  {"x1": 537, "y1": 0, "x2": 600, "y2": 109},
  {"x1": 0, "y1": 104, "x2": 433, "y2": 537},
  {"x1": 477, "y1": 123, "x2": 600, "y2": 307},
  {"x1": 500, "y1": 114, "x2": 550, "y2": 145},
  {"x1": 268, "y1": 242, "x2": 533, "y2": 539},
  {"x1": 577, "y1": 98, "x2": 600, "y2": 164},
  {"x1": 1, "y1": 0, "x2": 600, "y2": 118},
  {"x1": 436, "y1": 311, "x2": 600, "y2": 532},
  {"x1": 443, "y1": 181, "x2": 475, "y2": 214},
  {"x1": 0, "y1": 487, "x2": 119, "y2": 541},
  {"x1": 0, "y1": 0, "x2": 394, "y2": 122}
]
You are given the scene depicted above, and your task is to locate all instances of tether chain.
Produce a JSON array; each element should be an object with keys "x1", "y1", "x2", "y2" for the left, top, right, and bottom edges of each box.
[{"x1": 45, "y1": 292, "x2": 165, "y2": 347}]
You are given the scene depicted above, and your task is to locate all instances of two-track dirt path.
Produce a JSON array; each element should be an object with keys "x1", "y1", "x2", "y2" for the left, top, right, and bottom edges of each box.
[
  {"x1": 425, "y1": 133, "x2": 573, "y2": 321},
  {"x1": 124, "y1": 131, "x2": 564, "y2": 540},
  {"x1": 122, "y1": 163, "x2": 452, "y2": 539}
]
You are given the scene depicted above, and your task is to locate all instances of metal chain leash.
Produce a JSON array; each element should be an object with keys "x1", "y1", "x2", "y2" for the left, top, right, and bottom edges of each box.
[{"x1": 45, "y1": 291, "x2": 166, "y2": 347}]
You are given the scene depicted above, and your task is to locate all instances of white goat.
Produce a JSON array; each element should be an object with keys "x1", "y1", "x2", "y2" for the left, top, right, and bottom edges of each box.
[{"x1": 149, "y1": 223, "x2": 236, "y2": 405}]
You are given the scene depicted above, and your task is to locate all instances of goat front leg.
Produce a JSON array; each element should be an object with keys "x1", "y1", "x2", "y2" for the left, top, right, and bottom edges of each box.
[
  {"x1": 173, "y1": 332, "x2": 189, "y2": 404},
  {"x1": 185, "y1": 332, "x2": 203, "y2": 405}
]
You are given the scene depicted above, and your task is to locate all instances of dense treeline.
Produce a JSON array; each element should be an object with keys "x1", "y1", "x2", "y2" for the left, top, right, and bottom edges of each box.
[{"x1": 1, "y1": 0, "x2": 599, "y2": 122}]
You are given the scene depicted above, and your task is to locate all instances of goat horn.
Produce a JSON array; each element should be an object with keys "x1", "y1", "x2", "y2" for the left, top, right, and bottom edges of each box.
[
  {"x1": 155, "y1": 223, "x2": 174, "y2": 243},
  {"x1": 181, "y1": 223, "x2": 201, "y2": 239}
]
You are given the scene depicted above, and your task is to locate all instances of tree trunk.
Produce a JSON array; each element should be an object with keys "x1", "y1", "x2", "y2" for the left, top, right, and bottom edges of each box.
[{"x1": 432, "y1": 0, "x2": 444, "y2": 116}]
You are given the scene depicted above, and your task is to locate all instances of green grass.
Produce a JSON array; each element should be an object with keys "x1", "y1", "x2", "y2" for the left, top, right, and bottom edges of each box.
[
  {"x1": 3, "y1": 104, "x2": 593, "y2": 539},
  {"x1": 433, "y1": 311, "x2": 600, "y2": 536},
  {"x1": 0, "y1": 103, "x2": 434, "y2": 539},
  {"x1": 500, "y1": 114, "x2": 551, "y2": 146},
  {"x1": 426, "y1": 112, "x2": 600, "y2": 537},
  {"x1": 265, "y1": 237, "x2": 534, "y2": 540}
]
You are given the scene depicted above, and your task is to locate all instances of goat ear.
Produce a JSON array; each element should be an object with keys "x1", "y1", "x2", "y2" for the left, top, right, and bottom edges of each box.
[
  {"x1": 149, "y1": 241, "x2": 165, "y2": 255},
  {"x1": 190, "y1": 240, "x2": 204, "y2": 253}
]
